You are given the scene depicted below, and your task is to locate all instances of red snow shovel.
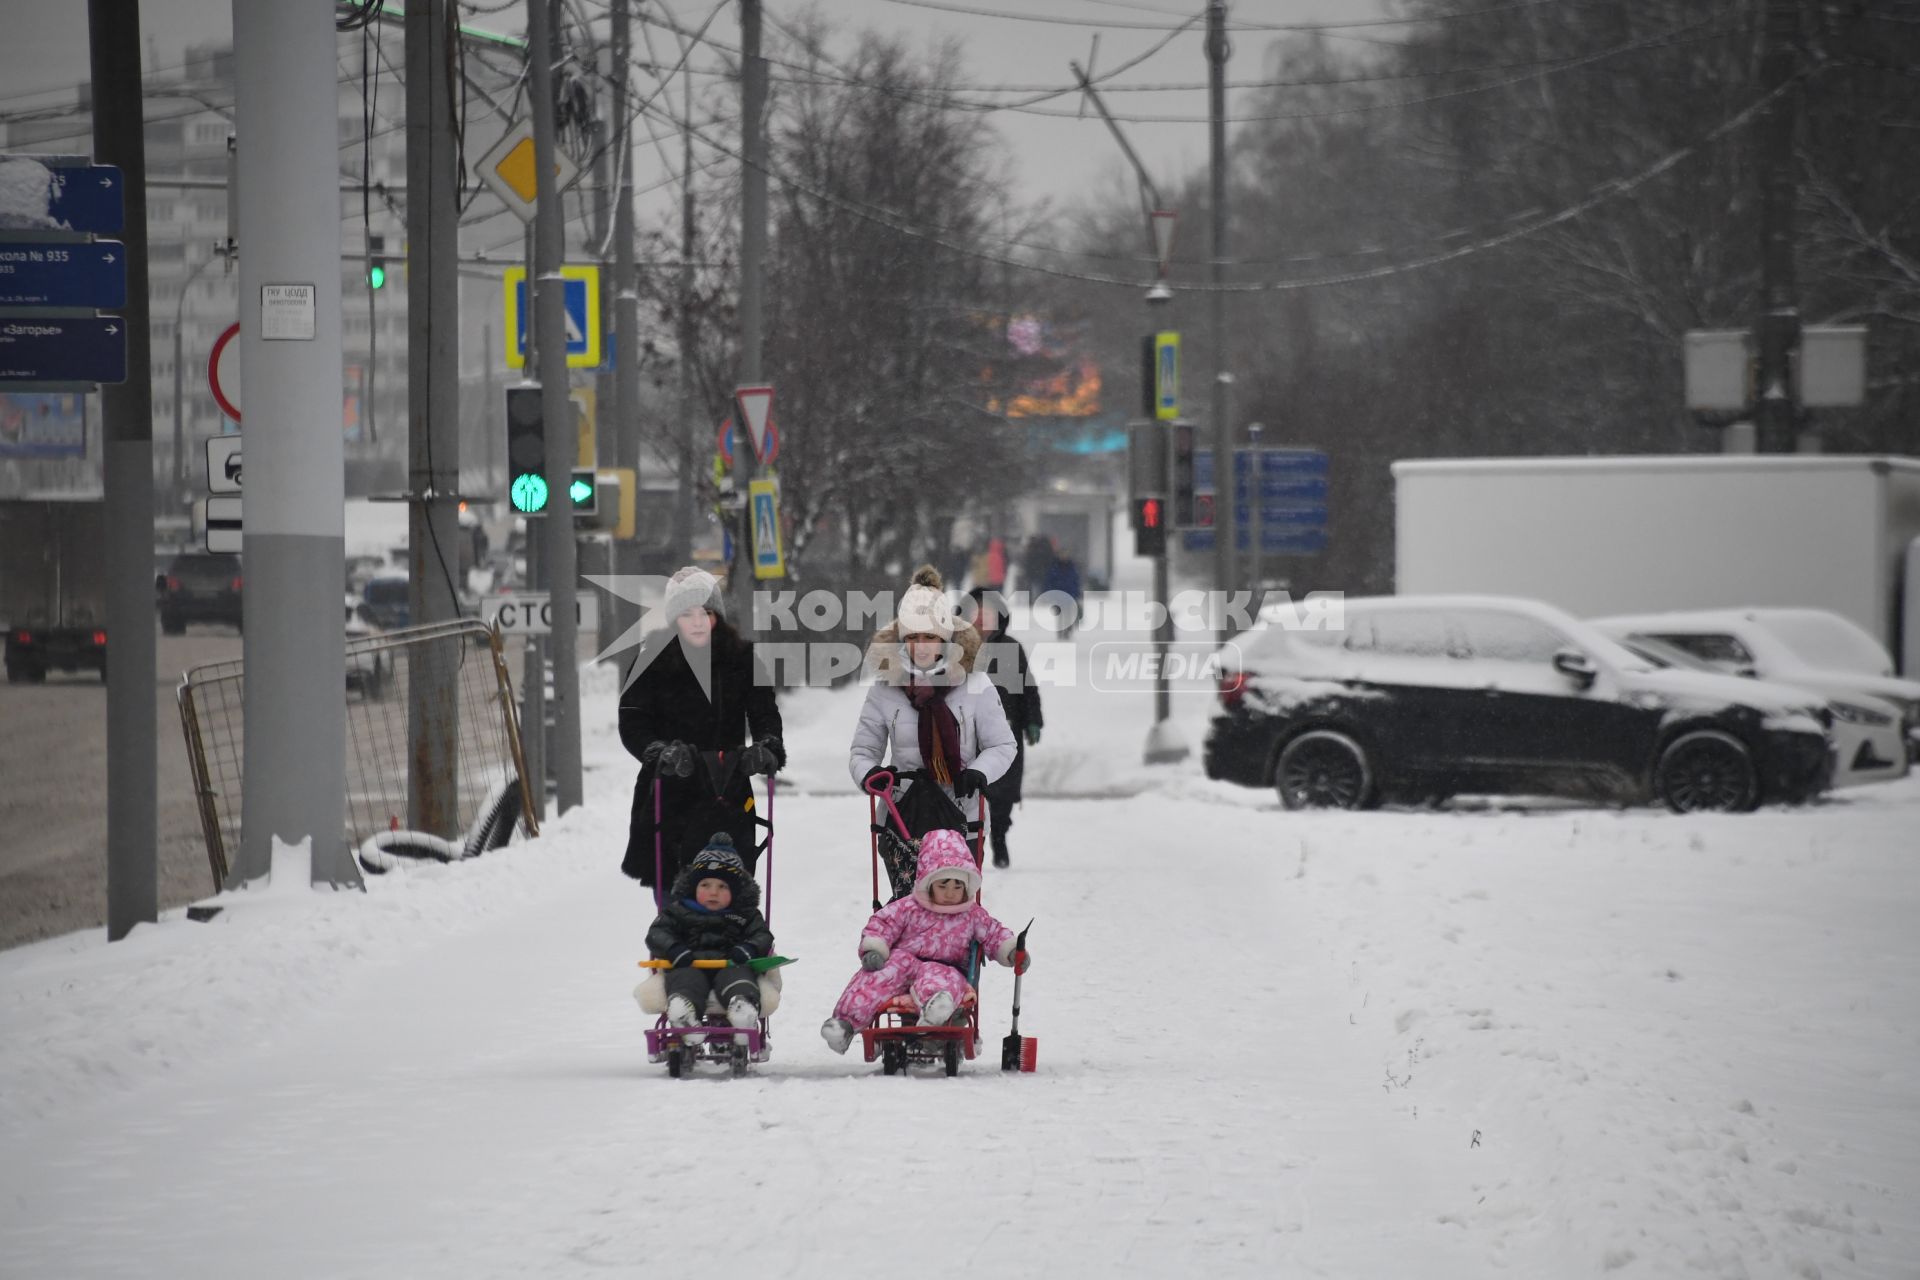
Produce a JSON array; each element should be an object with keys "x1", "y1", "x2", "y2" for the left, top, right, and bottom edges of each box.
[{"x1": 1001, "y1": 921, "x2": 1037, "y2": 1072}]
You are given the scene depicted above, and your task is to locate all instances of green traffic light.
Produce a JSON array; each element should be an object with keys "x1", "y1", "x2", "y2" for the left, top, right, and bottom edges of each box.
[
  {"x1": 569, "y1": 477, "x2": 594, "y2": 505},
  {"x1": 368, "y1": 264, "x2": 386, "y2": 290},
  {"x1": 511, "y1": 472, "x2": 548, "y2": 513}
]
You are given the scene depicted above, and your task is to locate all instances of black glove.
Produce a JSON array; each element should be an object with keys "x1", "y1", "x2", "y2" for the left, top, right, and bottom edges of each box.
[
  {"x1": 668, "y1": 949, "x2": 694, "y2": 970},
  {"x1": 861, "y1": 764, "x2": 896, "y2": 791},
  {"x1": 740, "y1": 738, "x2": 782, "y2": 776},
  {"x1": 728, "y1": 944, "x2": 757, "y2": 968},
  {"x1": 951, "y1": 768, "x2": 988, "y2": 799},
  {"x1": 654, "y1": 741, "x2": 696, "y2": 778}
]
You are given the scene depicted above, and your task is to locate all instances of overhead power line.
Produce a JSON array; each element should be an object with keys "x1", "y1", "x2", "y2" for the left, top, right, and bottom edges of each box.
[
  {"x1": 872, "y1": 0, "x2": 1599, "y2": 33},
  {"x1": 628, "y1": 64, "x2": 1818, "y2": 294}
]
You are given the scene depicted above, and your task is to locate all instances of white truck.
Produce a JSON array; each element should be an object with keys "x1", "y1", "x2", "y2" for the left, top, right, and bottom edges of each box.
[{"x1": 1391, "y1": 455, "x2": 1920, "y2": 676}]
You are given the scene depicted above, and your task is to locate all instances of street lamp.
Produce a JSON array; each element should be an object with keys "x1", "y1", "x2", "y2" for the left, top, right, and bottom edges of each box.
[{"x1": 172, "y1": 247, "x2": 220, "y2": 506}]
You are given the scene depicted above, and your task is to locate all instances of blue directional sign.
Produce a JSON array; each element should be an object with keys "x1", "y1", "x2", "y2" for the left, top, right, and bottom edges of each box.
[
  {"x1": 1194, "y1": 447, "x2": 1330, "y2": 530},
  {"x1": 0, "y1": 161, "x2": 125, "y2": 234},
  {"x1": 1194, "y1": 446, "x2": 1329, "y2": 491},
  {"x1": 0, "y1": 241, "x2": 127, "y2": 307},
  {"x1": 1182, "y1": 526, "x2": 1328, "y2": 555},
  {"x1": 0, "y1": 317, "x2": 128, "y2": 385}
]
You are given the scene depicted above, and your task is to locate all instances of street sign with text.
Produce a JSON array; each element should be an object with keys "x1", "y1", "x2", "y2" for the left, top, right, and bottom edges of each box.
[
  {"x1": 0, "y1": 317, "x2": 127, "y2": 385},
  {"x1": 0, "y1": 241, "x2": 127, "y2": 308},
  {"x1": 0, "y1": 159, "x2": 124, "y2": 234},
  {"x1": 482, "y1": 592, "x2": 600, "y2": 635}
]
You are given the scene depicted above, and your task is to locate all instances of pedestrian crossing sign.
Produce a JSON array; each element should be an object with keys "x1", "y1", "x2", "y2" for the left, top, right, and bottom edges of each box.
[
  {"x1": 749, "y1": 478, "x2": 785, "y2": 580},
  {"x1": 504, "y1": 264, "x2": 602, "y2": 369}
]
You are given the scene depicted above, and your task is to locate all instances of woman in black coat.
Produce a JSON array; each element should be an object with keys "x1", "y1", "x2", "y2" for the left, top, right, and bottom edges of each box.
[{"x1": 618, "y1": 568, "x2": 784, "y2": 888}]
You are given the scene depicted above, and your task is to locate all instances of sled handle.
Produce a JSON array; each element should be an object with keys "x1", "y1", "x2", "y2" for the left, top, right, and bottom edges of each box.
[
  {"x1": 651, "y1": 776, "x2": 665, "y2": 912},
  {"x1": 862, "y1": 770, "x2": 914, "y2": 843},
  {"x1": 638, "y1": 958, "x2": 729, "y2": 970}
]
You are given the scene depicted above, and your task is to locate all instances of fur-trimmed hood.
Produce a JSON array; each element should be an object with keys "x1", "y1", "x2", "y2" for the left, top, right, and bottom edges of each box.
[{"x1": 912, "y1": 828, "x2": 981, "y2": 913}]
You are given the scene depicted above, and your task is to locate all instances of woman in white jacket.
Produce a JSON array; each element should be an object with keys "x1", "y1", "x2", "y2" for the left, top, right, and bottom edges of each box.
[{"x1": 848, "y1": 565, "x2": 1017, "y2": 835}]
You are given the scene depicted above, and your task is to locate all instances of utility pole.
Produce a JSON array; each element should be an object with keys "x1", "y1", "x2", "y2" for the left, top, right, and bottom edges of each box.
[
  {"x1": 674, "y1": 64, "x2": 698, "y2": 565},
  {"x1": 89, "y1": 0, "x2": 157, "y2": 938},
  {"x1": 519, "y1": 221, "x2": 545, "y2": 824},
  {"x1": 1206, "y1": 0, "x2": 1236, "y2": 627},
  {"x1": 406, "y1": 0, "x2": 462, "y2": 836},
  {"x1": 530, "y1": 0, "x2": 583, "y2": 812},
  {"x1": 730, "y1": 0, "x2": 768, "y2": 628},
  {"x1": 611, "y1": 0, "x2": 645, "y2": 644},
  {"x1": 1754, "y1": 0, "x2": 1801, "y2": 454},
  {"x1": 230, "y1": 0, "x2": 352, "y2": 886},
  {"x1": 1071, "y1": 59, "x2": 1187, "y2": 765}
]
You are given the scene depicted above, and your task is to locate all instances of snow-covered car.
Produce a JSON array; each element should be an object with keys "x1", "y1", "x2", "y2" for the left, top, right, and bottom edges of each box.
[
  {"x1": 344, "y1": 595, "x2": 388, "y2": 700},
  {"x1": 1608, "y1": 632, "x2": 1907, "y2": 790},
  {"x1": 1203, "y1": 595, "x2": 1833, "y2": 813},
  {"x1": 1591, "y1": 608, "x2": 1920, "y2": 767}
]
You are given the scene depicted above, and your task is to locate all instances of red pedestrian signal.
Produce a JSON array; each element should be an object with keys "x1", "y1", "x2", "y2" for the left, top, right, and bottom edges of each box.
[{"x1": 1132, "y1": 496, "x2": 1168, "y2": 557}]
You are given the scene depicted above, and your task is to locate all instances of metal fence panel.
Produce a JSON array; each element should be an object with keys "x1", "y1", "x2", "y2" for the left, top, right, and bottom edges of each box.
[{"x1": 178, "y1": 619, "x2": 537, "y2": 888}]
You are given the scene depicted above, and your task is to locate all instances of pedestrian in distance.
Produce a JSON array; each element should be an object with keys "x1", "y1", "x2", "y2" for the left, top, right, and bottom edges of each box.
[
  {"x1": 1040, "y1": 553, "x2": 1083, "y2": 638},
  {"x1": 619, "y1": 566, "x2": 784, "y2": 888},
  {"x1": 848, "y1": 565, "x2": 1017, "y2": 839},
  {"x1": 644, "y1": 834, "x2": 773, "y2": 1040},
  {"x1": 967, "y1": 586, "x2": 1042, "y2": 869},
  {"x1": 820, "y1": 829, "x2": 1030, "y2": 1054}
]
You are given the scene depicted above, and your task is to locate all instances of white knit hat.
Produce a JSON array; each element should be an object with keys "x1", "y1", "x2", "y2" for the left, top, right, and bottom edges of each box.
[
  {"x1": 896, "y1": 564, "x2": 958, "y2": 638},
  {"x1": 662, "y1": 566, "x2": 719, "y2": 620}
]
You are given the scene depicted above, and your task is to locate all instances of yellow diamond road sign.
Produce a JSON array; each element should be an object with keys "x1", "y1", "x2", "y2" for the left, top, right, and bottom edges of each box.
[
  {"x1": 477, "y1": 120, "x2": 577, "y2": 224},
  {"x1": 495, "y1": 137, "x2": 539, "y2": 204}
]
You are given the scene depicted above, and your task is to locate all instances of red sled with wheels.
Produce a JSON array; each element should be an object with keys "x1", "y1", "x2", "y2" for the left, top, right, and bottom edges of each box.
[{"x1": 855, "y1": 769, "x2": 991, "y2": 1077}]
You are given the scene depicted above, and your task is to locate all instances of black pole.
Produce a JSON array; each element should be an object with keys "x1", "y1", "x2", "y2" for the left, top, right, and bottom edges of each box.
[{"x1": 89, "y1": 0, "x2": 158, "y2": 941}]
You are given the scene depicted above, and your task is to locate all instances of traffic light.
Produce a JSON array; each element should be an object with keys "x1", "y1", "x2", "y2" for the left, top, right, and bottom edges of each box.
[
  {"x1": 506, "y1": 385, "x2": 547, "y2": 513},
  {"x1": 1133, "y1": 495, "x2": 1167, "y2": 557},
  {"x1": 367, "y1": 234, "x2": 387, "y2": 290},
  {"x1": 568, "y1": 469, "x2": 597, "y2": 516},
  {"x1": 1170, "y1": 422, "x2": 1197, "y2": 526}
]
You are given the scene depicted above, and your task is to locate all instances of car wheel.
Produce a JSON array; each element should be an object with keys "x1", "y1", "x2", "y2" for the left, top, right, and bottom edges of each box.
[
  {"x1": 160, "y1": 614, "x2": 186, "y2": 636},
  {"x1": 1275, "y1": 730, "x2": 1374, "y2": 810},
  {"x1": 1657, "y1": 729, "x2": 1759, "y2": 813}
]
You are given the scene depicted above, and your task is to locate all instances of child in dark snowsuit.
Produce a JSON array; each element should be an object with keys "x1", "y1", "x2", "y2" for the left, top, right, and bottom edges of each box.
[{"x1": 645, "y1": 833, "x2": 774, "y2": 1037}]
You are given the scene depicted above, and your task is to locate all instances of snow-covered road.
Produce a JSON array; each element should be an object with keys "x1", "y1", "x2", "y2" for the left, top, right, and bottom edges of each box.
[{"x1": 3, "y1": 655, "x2": 1916, "y2": 1278}]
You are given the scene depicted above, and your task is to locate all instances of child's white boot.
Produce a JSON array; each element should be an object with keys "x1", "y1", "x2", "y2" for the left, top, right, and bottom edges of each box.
[
  {"x1": 668, "y1": 995, "x2": 706, "y2": 1044},
  {"x1": 917, "y1": 991, "x2": 957, "y2": 1027},
  {"x1": 820, "y1": 1018, "x2": 855, "y2": 1055},
  {"x1": 727, "y1": 997, "x2": 760, "y2": 1029}
]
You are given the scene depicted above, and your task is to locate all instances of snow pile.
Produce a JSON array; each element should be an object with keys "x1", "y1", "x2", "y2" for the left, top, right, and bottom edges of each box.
[{"x1": 0, "y1": 157, "x2": 60, "y2": 230}]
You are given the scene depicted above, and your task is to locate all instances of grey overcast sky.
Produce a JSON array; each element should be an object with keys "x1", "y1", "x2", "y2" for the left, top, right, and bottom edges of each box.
[{"x1": 0, "y1": 0, "x2": 1386, "y2": 213}]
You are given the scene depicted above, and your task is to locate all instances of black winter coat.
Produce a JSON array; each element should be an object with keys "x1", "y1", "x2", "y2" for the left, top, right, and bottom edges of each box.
[
  {"x1": 978, "y1": 625, "x2": 1042, "y2": 805},
  {"x1": 644, "y1": 862, "x2": 774, "y2": 961},
  {"x1": 618, "y1": 623, "x2": 784, "y2": 885}
]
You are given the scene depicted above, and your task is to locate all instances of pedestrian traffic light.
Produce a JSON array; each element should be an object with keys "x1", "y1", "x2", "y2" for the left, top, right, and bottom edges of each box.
[
  {"x1": 1133, "y1": 495, "x2": 1167, "y2": 557},
  {"x1": 506, "y1": 385, "x2": 547, "y2": 513},
  {"x1": 367, "y1": 233, "x2": 387, "y2": 290}
]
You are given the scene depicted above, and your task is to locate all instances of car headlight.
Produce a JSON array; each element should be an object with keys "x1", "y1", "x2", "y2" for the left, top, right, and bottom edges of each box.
[{"x1": 1830, "y1": 701, "x2": 1895, "y2": 728}]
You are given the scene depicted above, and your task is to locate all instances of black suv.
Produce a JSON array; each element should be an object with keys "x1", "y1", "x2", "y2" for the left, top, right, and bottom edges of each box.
[
  {"x1": 1203, "y1": 596, "x2": 1834, "y2": 813},
  {"x1": 157, "y1": 552, "x2": 243, "y2": 634}
]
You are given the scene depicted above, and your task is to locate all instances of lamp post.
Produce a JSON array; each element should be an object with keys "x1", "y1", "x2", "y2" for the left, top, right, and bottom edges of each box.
[{"x1": 171, "y1": 247, "x2": 218, "y2": 507}]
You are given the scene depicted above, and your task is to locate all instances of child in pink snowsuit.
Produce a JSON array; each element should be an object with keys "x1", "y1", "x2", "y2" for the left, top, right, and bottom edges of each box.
[{"x1": 820, "y1": 828, "x2": 1030, "y2": 1054}]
